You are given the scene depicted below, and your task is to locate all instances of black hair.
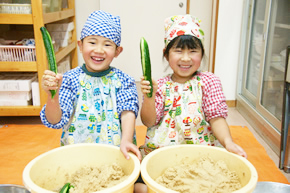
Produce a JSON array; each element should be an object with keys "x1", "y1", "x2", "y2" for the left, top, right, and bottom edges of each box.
[{"x1": 163, "y1": 35, "x2": 204, "y2": 58}]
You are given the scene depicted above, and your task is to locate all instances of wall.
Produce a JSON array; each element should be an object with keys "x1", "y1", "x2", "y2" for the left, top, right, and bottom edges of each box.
[
  {"x1": 214, "y1": 0, "x2": 244, "y2": 100},
  {"x1": 189, "y1": 0, "x2": 213, "y2": 71},
  {"x1": 75, "y1": 0, "x2": 100, "y2": 65}
]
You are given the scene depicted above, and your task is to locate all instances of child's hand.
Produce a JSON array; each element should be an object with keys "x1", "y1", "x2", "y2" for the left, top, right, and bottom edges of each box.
[
  {"x1": 42, "y1": 70, "x2": 62, "y2": 98},
  {"x1": 120, "y1": 140, "x2": 142, "y2": 162},
  {"x1": 225, "y1": 141, "x2": 248, "y2": 158},
  {"x1": 140, "y1": 76, "x2": 157, "y2": 97}
]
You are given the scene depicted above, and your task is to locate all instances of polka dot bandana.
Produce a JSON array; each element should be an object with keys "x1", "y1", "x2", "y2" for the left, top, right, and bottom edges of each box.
[
  {"x1": 164, "y1": 14, "x2": 204, "y2": 47},
  {"x1": 80, "y1": 10, "x2": 121, "y2": 46}
]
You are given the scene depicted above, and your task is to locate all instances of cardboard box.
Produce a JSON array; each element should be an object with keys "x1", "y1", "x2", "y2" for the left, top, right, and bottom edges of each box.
[
  {"x1": 46, "y1": 22, "x2": 74, "y2": 32},
  {"x1": 0, "y1": 99, "x2": 32, "y2": 106},
  {"x1": 0, "y1": 73, "x2": 37, "y2": 91},
  {"x1": 31, "y1": 81, "x2": 40, "y2": 106},
  {"x1": 0, "y1": 91, "x2": 31, "y2": 100}
]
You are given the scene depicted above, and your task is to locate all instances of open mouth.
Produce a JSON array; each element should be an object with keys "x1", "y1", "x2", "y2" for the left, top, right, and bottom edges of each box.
[
  {"x1": 92, "y1": 56, "x2": 105, "y2": 62},
  {"x1": 179, "y1": 65, "x2": 191, "y2": 69}
]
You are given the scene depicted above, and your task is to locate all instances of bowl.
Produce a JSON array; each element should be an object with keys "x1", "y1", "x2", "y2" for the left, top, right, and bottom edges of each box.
[
  {"x1": 141, "y1": 145, "x2": 258, "y2": 193},
  {"x1": 23, "y1": 144, "x2": 140, "y2": 193},
  {"x1": 253, "y1": 182, "x2": 290, "y2": 193},
  {"x1": 0, "y1": 184, "x2": 30, "y2": 193}
]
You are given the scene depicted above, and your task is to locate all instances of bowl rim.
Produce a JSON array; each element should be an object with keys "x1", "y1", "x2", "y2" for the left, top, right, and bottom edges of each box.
[
  {"x1": 0, "y1": 184, "x2": 28, "y2": 189},
  {"x1": 23, "y1": 143, "x2": 140, "y2": 193},
  {"x1": 140, "y1": 144, "x2": 258, "y2": 193}
]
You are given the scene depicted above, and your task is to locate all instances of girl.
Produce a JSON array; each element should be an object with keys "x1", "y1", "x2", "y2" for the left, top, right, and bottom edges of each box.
[{"x1": 139, "y1": 14, "x2": 247, "y2": 159}]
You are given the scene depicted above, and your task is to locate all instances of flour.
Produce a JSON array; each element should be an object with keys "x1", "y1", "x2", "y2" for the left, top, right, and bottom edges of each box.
[{"x1": 155, "y1": 156, "x2": 241, "y2": 193}]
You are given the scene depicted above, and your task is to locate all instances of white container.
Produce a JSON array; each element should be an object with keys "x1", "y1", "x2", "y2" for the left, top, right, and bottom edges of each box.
[
  {"x1": 0, "y1": 73, "x2": 36, "y2": 91},
  {"x1": 0, "y1": 98, "x2": 31, "y2": 106},
  {"x1": 0, "y1": 3, "x2": 31, "y2": 14},
  {"x1": 23, "y1": 143, "x2": 141, "y2": 193},
  {"x1": 0, "y1": 45, "x2": 36, "y2": 62},
  {"x1": 141, "y1": 145, "x2": 258, "y2": 193},
  {"x1": 0, "y1": 90, "x2": 31, "y2": 100},
  {"x1": 46, "y1": 22, "x2": 74, "y2": 32}
]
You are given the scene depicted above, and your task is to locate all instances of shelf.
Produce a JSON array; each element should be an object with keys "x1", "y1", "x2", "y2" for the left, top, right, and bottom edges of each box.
[
  {"x1": 0, "y1": 105, "x2": 41, "y2": 116},
  {"x1": 0, "y1": 0, "x2": 77, "y2": 117},
  {"x1": 0, "y1": 61, "x2": 37, "y2": 72},
  {"x1": 0, "y1": 9, "x2": 74, "y2": 25},
  {"x1": 0, "y1": 13, "x2": 33, "y2": 24},
  {"x1": 55, "y1": 41, "x2": 76, "y2": 63},
  {"x1": 43, "y1": 9, "x2": 75, "y2": 24}
]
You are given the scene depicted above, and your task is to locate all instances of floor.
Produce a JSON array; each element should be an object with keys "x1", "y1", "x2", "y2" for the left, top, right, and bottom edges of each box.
[{"x1": 0, "y1": 107, "x2": 289, "y2": 182}]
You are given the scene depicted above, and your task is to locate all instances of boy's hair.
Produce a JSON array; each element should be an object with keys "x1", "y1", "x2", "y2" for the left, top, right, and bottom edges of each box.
[
  {"x1": 163, "y1": 35, "x2": 204, "y2": 58},
  {"x1": 80, "y1": 10, "x2": 121, "y2": 46}
]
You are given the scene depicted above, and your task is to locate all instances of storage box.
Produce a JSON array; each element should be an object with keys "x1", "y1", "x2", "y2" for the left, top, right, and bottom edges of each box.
[
  {"x1": 0, "y1": 73, "x2": 37, "y2": 91},
  {"x1": 0, "y1": 99, "x2": 32, "y2": 106},
  {"x1": 0, "y1": 90, "x2": 31, "y2": 100},
  {"x1": 0, "y1": 45, "x2": 36, "y2": 62},
  {"x1": 50, "y1": 31, "x2": 72, "y2": 40},
  {"x1": 46, "y1": 22, "x2": 74, "y2": 32},
  {"x1": 31, "y1": 81, "x2": 40, "y2": 106},
  {"x1": 57, "y1": 56, "x2": 70, "y2": 74},
  {"x1": 0, "y1": 3, "x2": 31, "y2": 14}
]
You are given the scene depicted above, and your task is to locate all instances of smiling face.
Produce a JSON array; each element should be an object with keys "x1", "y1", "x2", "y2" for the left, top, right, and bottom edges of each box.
[
  {"x1": 78, "y1": 35, "x2": 123, "y2": 72},
  {"x1": 164, "y1": 35, "x2": 204, "y2": 83},
  {"x1": 167, "y1": 47, "x2": 202, "y2": 83}
]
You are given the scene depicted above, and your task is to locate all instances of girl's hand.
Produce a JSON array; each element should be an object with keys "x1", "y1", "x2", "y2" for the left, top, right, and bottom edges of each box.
[
  {"x1": 42, "y1": 70, "x2": 62, "y2": 98},
  {"x1": 140, "y1": 76, "x2": 157, "y2": 97},
  {"x1": 120, "y1": 140, "x2": 142, "y2": 162},
  {"x1": 225, "y1": 141, "x2": 248, "y2": 158}
]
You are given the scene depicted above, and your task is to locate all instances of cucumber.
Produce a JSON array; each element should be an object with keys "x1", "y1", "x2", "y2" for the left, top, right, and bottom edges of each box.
[
  {"x1": 140, "y1": 37, "x2": 153, "y2": 98},
  {"x1": 40, "y1": 26, "x2": 57, "y2": 99},
  {"x1": 59, "y1": 183, "x2": 74, "y2": 193}
]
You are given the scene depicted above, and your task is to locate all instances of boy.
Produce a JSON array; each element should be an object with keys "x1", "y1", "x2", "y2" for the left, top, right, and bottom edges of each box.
[{"x1": 40, "y1": 10, "x2": 141, "y2": 161}]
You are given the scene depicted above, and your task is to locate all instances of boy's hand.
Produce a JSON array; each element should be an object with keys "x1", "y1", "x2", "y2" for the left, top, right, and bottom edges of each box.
[
  {"x1": 42, "y1": 70, "x2": 62, "y2": 98},
  {"x1": 120, "y1": 140, "x2": 142, "y2": 162},
  {"x1": 140, "y1": 76, "x2": 157, "y2": 97}
]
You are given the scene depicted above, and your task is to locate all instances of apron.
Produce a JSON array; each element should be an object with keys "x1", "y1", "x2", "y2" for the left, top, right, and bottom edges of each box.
[
  {"x1": 140, "y1": 76, "x2": 220, "y2": 157},
  {"x1": 61, "y1": 71, "x2": 122, "y2": 146}
]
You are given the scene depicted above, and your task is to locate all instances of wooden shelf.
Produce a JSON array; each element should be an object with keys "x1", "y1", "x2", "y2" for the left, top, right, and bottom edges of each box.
[
  {"x1": 0, "y1": 0, "x2": 77, "y2": 116},
  {"x1": 0, "y1": 106, "x2": 42, "y2": 116},
  {"x1": 0, "y1": 13, "x2": 33, "y2": 24},
  {"x1": 55, "y1": 41, "x2": 76, "y2": 63},
  {"x1": 43, "y1": 9, "x2": 75, "y2": 24},
  {"x1": 0, "y1": 9, "x2": 74, "y2": 25},
  {"x1": 0, "y1": 61, "x2": 37, "y2": 72}
]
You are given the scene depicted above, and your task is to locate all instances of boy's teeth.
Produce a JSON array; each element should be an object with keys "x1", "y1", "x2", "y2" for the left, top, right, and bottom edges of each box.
[{"x1": 93, "y1": 57, "x2": 104, "y2": 61}]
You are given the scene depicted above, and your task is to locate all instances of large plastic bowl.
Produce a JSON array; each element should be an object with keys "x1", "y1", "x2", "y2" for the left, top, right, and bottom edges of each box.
[
  {"x1": 141, "y1": 145, "x2": 258, "y2": 193},
  {"x1": 23, "y1": 143, "x2": 140, "y2": 193},
  {"x1": 0, "y1": 184, "x2": 30, "y2": 193}
]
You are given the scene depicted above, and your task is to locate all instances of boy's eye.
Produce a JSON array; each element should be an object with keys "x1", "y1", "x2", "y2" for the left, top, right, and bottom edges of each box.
[{"x1": 89, "y1": 41, "x2": 96, "y2": 45}]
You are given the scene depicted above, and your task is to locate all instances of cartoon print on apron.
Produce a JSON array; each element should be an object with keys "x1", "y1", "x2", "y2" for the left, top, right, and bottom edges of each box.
[
  {"x1": 61, "y1": 71, "x2": 122, "y2": 146},
  {"x1": 140, "y1": 75, "x2": 220, "y2": 157}
]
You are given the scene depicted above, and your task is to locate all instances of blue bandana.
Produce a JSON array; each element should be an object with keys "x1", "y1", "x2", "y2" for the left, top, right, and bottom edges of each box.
[{"x1": 80, "y1": 10, "x2": 121, "y2": 46}]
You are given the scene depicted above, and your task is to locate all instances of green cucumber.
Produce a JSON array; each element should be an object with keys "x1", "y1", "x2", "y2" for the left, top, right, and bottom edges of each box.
[
  {"x1": 140, "y1": 37, "x2": 153, "y2": 98},
  {"x1": 59, "y1": 183, "x2": 74, "y2": 193},
  {"x1": 40, "y1": 26, "x2": 57, "y2": 99}
]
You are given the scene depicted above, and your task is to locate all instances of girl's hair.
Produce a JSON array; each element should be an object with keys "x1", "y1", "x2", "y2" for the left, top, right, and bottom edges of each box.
[{"x1": 163, "y1": 35, "x2": 204, "y2": 58}]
